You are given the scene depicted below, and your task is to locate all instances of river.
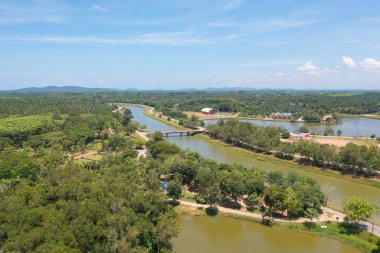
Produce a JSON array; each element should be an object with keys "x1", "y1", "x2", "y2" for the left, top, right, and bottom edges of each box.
[
  {"x1": 127, "y1": 105, "x2": 380, "y2": 238},
  {"x1": 204, "y1": 117, "x2": 380, "y2": 137},
  {"x1": 127, "y1": 105, "x2": 374, "y2": 252},
  {"x1": 173, "y1": 215, "x2": 360, "y2": 253}
]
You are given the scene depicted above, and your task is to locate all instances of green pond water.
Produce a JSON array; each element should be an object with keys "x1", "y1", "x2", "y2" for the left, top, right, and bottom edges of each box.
[{"x1": 173, "y1": 215, "x2": 360, "y2": 253}]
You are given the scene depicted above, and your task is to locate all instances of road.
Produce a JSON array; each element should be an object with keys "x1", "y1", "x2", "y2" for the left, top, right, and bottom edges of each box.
[{"x1": 178, "y1": 200, "x2": 380, "y2": 237}]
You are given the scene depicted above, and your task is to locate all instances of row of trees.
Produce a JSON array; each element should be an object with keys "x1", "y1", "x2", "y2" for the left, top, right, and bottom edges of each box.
[
  {"x1": 207, "y1": 119, "x2": 380, "y2": 176},
  {"x1": 0, "y1": 94, "x2": 112, "y2": 117},
  {"x1": 0, "y1": 107, "x2": 142, "y2": 153},
  {"x1": 286, "y1": 141, "x2": 380, "y2": 175},
  {"x1": 146, "y1": 139, "x2": 325, "y2": 219}
]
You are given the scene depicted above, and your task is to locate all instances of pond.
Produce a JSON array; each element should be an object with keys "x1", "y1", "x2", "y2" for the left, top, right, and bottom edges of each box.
[
  {"x1": 173, "y1": 215, "x2": 360, "y2": 253},
  {"x1": 204, "y1": 117, "x2": 380, "y2": 137}
]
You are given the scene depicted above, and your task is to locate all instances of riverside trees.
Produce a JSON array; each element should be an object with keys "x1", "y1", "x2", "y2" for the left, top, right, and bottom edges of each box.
[
  {"x1": 147, "y1": 139, "x2": 325, "y2": 219},
  {"x1": 343, "y1": 197, "x2": 377, "y2": 224},
  {"x1": 207, "y1": 119, "x2": 380, "y2": 177}
]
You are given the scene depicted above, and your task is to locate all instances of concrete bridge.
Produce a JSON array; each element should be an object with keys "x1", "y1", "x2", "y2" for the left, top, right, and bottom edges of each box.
[{"x1": 147, "y1": 128, "x2": 205, "y2": 137}]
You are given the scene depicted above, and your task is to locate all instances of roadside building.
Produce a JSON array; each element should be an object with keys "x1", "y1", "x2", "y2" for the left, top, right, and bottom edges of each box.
[
  {"x1": 290, "y1": 132, "x2": 311, "y2": 140},
  {"x1": 270, "y1": 112, "x2": 293, "y2": 120},
  {"x1": 201, "y1": 108, "x2": 218, "y2": 115}
]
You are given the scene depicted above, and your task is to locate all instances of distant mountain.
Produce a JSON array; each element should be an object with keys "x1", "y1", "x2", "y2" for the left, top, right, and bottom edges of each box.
[
  {"x1": 4, "y1": 86, "x2": 120, "y2": 93},
  {"x1": 2, "y1": 86, "x2": 377, "y2": 94}
]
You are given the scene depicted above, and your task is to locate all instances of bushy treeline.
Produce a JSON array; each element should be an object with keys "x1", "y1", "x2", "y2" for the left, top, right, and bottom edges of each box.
[
  {"x1": 287, "y1": 141, "x2": 380, "y2": 176},
  {"x1": 0, "y1": 115, "x2": 57, "y2": 145},
  {"x1": 103, "y1": 91, "x2": 380, "y2": 118},
  {"x1": 0, "y1": 94, "x2": 112, "y2": 117},
  {"x1": 207, "y1": 120, "x2": 380, "y2": 176},
  {"x1": 146, "y1": 140, "x2": 325, "y2": 219}
]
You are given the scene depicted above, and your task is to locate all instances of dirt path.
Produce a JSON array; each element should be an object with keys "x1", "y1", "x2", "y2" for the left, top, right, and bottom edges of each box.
[{"x1": 178, "y1": 200, "x2": 380, "y2": 236}]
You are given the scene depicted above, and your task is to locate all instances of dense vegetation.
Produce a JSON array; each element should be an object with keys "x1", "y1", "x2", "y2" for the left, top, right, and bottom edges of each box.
[
  {"x1": 103, "y1": 91, "x2": 380, "y2": 119},
  {"x1": 207, "y1": 119, "x2": 380, "y2": 176},
  {"x1": 146, "y1": 139, "x2": 325, "y2": 219},
  {"x1": 0, "y1": 102, "x2": 178, "y2": 252},
  {"x1": 0, "y1": 161, "x2": 177, "y2": 252}
]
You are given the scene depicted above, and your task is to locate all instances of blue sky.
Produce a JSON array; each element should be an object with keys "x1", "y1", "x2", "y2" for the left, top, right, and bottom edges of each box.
[{"x1": 0, "y1": 0, "x2": 380, "y2": 90}]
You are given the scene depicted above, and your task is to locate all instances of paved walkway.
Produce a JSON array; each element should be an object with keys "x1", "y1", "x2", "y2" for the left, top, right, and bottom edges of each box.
[
  {"x1": 137, "y1": 148, "x2": 147, "y2": 159},
  {"x1": 178, "y1": 200, "x2": 380, "y2": 237},
  {"x1": 136, "y1": 130, "x2": 149, "y2": 141}
]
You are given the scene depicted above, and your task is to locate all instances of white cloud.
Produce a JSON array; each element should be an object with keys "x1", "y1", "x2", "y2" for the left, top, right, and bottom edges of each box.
[
  {"x1": 275, "y1": 72, "x2": 285, "y2": 77},
  {"x1": 19, "y1": 32, "x2": 210, "y2": 46},
  {"x1": 209, "y1": 18, "x2": 320, "y2": 33},
  {"x1": 342, "y1": 56, "x2": 356, "y2": 68},
  {"x1": 297, "y1": 61, "x2": 337, "y2": 75},
  {"x1": 297, "y1": 61, "x2": 319, "y2": 75},
  {"x1": 90, "y1": 4, "x2": 109, "y2": 13},
  {"x1": 361, "y1": 58, "x2": 380, "y2": 72}
]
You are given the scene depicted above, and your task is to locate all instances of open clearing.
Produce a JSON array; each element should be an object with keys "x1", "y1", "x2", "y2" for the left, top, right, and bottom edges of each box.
[
  {"x1": 183, "y1": 111, "x2": 239, "y2": 120},
  {"x1": 312, "y1": 136, "x2": 378, "y2": 147}
]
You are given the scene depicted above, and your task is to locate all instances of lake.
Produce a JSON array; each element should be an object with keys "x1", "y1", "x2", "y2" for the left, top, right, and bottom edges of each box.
[{"x1": 204, "y1": 117, "x2": 380, "y2": 137}]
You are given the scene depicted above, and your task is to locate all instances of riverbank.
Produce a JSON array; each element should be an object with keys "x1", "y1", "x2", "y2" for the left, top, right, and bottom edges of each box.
[
  {"x1": 177, "y1": 199, "x2": 380, "y2": 236},
  {"x1": 341, "y1": 113, "x2": 380, "y2": 120},
  {"x1": 197, "y1": 134, "x2": 380, "y2": 189},
  {"x1": 137, "y1": 103, "x2": 189, "y2": 130},
  {"x1": 176, "y1": 204, "x2": 380, "y2": 253}
]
